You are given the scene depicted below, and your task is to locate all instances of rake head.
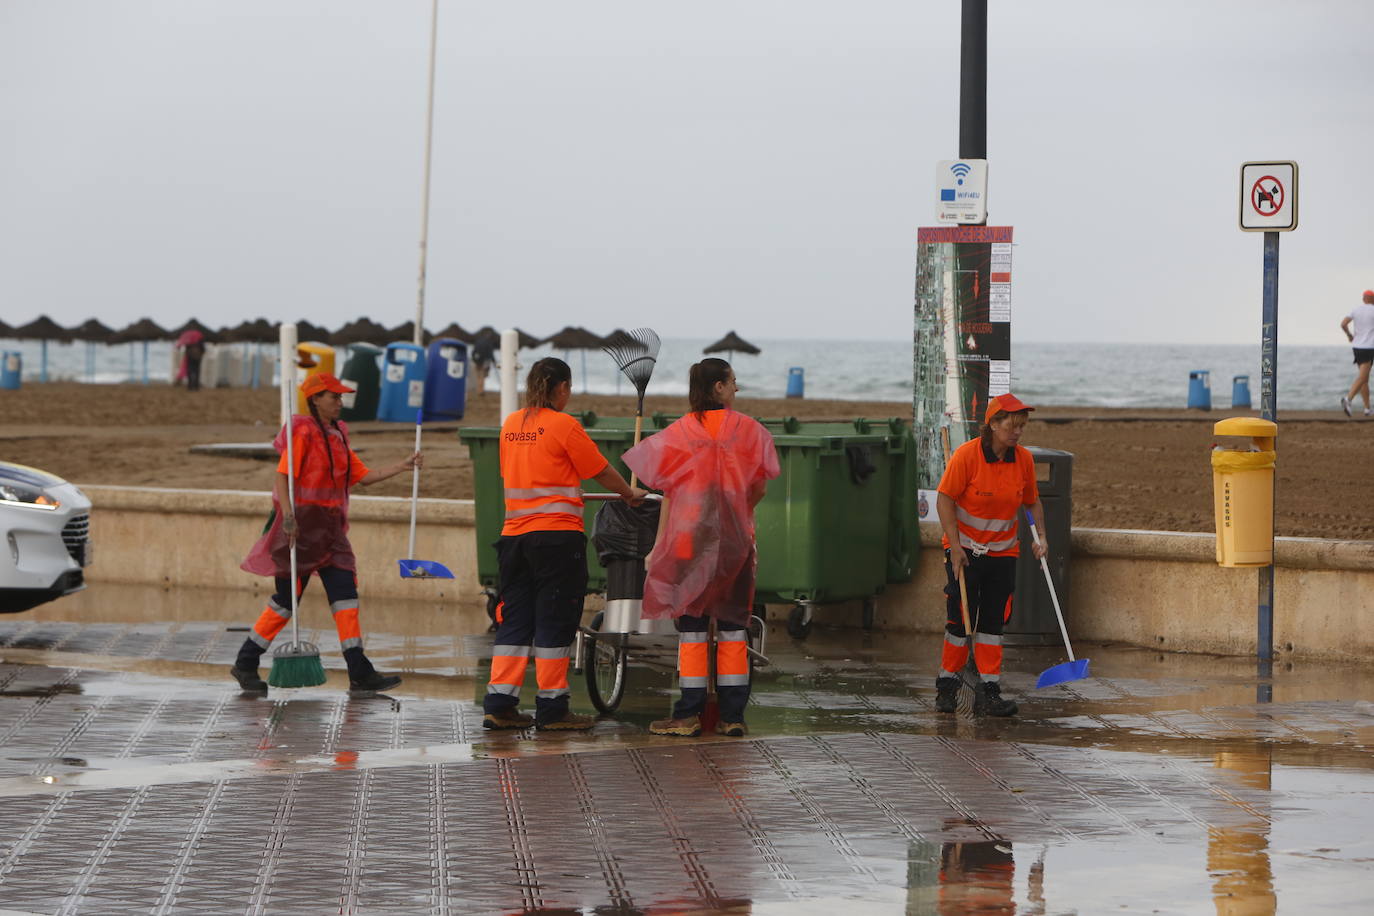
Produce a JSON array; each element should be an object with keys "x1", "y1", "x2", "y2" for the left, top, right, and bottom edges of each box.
[{"x1": 602, "y1": 327, "x2": 660, "y2": 397}]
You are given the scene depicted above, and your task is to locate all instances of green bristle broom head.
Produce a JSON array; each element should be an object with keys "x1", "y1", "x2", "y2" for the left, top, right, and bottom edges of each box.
[{"x1": 267, "y1": 642, "x2": 327, "y2": 688}]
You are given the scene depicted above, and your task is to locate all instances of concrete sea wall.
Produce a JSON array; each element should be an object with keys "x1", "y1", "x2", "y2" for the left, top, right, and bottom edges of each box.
[{"x1": 78, "y1": 486, "x2": 1374, "y2": 662}]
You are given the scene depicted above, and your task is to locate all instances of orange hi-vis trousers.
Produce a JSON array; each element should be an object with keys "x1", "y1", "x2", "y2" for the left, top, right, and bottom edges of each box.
[
  {"x1": 235, "y1": 567, "x2": 374, "y2": 679},
  {"x1": 939, "y1": 550, "x2": 1016, "y2": 683},
  {"x1": 671, "y1": 615, "x2": 751, "y2": 722}
]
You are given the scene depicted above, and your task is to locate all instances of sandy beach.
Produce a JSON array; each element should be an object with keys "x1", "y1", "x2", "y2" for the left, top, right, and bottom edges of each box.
[{"x1": 1, "y1": 382, "x2": 1368, "y2": 539}]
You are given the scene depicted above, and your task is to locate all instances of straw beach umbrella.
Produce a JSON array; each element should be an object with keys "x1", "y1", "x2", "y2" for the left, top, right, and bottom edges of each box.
[
  {"x1": 330, "y1": 317, "x2": 390, "y2": 347},
  {"x1": 12, "y1": 316, "x2": 72, "y2": 382},
  {"x1": 169, "y1": 319, "x2": 219, "y2": 343},
  {"x1": 110, "y1": 318, "x2": 170, "y2": 384},
  {"x1": 69, "y1": 319, "x2": 116, "y2": 382},
  {"x1": 703, "y1": 330, "x2": 761, "y2": 363},
  {"x1": 388, "y1": 321, "x2": 432, "y2": 346},
  {"x1": 543, "y1": 326, "x2": 605, "y2": 393},
  {"x1": 434, "y1": 322, "x2": 475, "y2": 344}
]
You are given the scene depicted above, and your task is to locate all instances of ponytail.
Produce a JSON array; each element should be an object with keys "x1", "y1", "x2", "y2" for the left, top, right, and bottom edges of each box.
[
  {"x1": 689, "y1": 358, "x2": 732, "y2": 419},
  {"x1": 523, "y1": 357, "x2": 572, "y2": 422}
]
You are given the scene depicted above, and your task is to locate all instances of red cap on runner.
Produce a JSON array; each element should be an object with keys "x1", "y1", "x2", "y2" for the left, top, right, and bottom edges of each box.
[{"x1": 985, "y1": 393, "x2": 1035, "y2": 424}]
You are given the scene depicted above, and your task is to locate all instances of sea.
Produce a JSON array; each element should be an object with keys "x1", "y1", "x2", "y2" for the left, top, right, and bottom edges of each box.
[{"x1": 0, "y1": 336, "x2": 1358, "y2": 412}]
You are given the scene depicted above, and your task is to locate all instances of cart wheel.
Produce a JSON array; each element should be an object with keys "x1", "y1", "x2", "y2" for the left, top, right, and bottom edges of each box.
[
  {"x1": 862, "y1": 597, "x2": 877, "y2": 631},
  {"x1": 584, "y1": 611, "x2": 627, "y2": 714},
  {"x1": 786, "y1": 604, "x2": 812, "y2": 640}
]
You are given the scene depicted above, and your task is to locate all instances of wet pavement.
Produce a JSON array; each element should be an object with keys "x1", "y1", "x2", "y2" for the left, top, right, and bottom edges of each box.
[{"x1": 1, "y1": 585, "x2": 1372, "y2": 914}]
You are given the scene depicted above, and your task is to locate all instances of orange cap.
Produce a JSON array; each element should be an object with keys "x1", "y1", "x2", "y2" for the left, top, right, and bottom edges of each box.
[
  {"x1": 985, "y1": 393, "x2": 1035, "y2": 424},
  {"x1": 1364, "y1": 289, "x2": 1374, "y2": 298},
  {"x1": 300, "y1": 373, "x2": 355, "y2": 398}
]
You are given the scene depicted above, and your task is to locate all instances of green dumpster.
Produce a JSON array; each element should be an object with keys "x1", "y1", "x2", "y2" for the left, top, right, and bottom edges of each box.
[
  {"x1": 459, "y1": 413, "x2": 918, "y2": 638},
  {"x1": 339, "y1": 343, "x2": 383, "y2": 422}
]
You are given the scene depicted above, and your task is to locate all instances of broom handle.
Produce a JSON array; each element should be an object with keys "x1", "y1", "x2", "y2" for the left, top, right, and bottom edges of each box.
[
  {"x1": 956, "y1": 565, "x2": 973, "y2": 641},
  {"x1": 1025, "y1": 510, "x2": 1074, "y2": 661},
  {"x1": 629, "y1": 398, "x2": 644, "y2": 489},
  {"x1": 280, "y1": 326, "x2": 300, "y2": 644},
  {"x1": 407, "y1": 410, "x2": 422, "y2": 558}
]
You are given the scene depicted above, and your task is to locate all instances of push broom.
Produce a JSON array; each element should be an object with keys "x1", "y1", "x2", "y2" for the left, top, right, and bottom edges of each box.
[
  {"x1": 267, "y1": 322, "x2": 327, "y2": 688},
  {"x1": 1025, "y1": 509, "x2": 1090, "y2": 688}
]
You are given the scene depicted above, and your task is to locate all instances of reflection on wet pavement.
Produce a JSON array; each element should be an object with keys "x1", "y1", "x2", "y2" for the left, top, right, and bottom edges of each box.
[{"x1": 1, "y1": 584, "x2": 1372, "y2": 913}]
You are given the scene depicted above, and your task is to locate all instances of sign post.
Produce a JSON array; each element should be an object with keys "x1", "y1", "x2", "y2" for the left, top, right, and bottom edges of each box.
[{"x1": 1239, "y1": 160, "x2": 1297, "y2": 694}]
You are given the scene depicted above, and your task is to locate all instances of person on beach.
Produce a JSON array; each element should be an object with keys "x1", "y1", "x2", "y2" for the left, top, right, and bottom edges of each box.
[
  {"x1": 623, "y1": 358, "x2": 780, "y2": 738},
  {"x1": 484, "y1": 357, "x2": 645, "y2": 731},
  {"x1": 934, "y1": 393, "x2": 1046, "y2": 717},
  {"x1": 230, "y1": 373, "x2": 416, "y2": 693},
  {"x1": 1339, "y1": 290, "x2": 1374, "y2": 417}
]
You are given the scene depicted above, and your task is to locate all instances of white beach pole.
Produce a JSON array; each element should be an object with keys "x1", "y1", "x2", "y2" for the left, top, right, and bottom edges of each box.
[{"x1": 499, "y1": 329, "x2": 519, "y2": 421}]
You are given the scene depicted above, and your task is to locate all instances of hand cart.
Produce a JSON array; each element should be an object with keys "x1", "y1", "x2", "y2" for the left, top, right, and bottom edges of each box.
[{"x1": 572, "y1": 493, "x2": 771, "y2": 714}]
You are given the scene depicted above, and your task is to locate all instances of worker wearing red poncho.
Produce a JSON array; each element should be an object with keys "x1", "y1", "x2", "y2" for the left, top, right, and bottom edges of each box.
[{"x1": 623, "y1": 358, "x2": 780, "y2": 737}]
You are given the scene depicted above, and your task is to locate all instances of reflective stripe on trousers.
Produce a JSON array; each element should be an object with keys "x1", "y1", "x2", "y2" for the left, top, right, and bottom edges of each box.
[
  {"x1": 676, "y1": 629, "x2": 750, "y2": 687},
  {"x1": 938, "y1": 631, "x2": 1003, "y2": 681}
]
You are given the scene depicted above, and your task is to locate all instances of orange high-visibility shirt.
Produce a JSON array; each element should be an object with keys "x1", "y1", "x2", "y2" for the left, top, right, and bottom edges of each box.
[
  {"x1": 499, "y1": 408, "x2": 609, "y2": 536},
  {"x1": 276, "y1": 418, "x2": 369, "y2": 507},
  {"x1": 937, "y1": 438, "x2": 1038, "y2": 557}
]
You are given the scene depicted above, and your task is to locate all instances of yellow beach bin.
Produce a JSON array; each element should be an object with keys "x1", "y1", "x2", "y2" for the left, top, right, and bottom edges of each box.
[
  {"x1": 295, "y1": 342, "x2": 336, "y2": 414},
  {"x1": 1211, "y1": 417, "x2": 1277, "y2": 567}
]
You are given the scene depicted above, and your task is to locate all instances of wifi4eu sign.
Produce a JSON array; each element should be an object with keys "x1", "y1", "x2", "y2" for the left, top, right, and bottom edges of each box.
[{"x1": 935, "y1": 159, "x2": 987, "y2": 224}]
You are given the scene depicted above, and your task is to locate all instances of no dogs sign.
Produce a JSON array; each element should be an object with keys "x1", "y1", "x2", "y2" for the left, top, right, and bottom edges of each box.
[{"x1": 1239, "y1": 161, "x2": 1298, "y2": 231}]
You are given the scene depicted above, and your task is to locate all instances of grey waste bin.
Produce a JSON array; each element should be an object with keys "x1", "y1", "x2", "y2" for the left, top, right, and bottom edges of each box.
[{"x1": 1007, "y1": 446, "x2": 1072, "y2": 641}]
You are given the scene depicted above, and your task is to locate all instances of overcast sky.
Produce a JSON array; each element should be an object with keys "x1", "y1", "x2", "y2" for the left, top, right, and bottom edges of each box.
[{"x1": 2, "y1": 1, "x2": 1370, "y2": 345}]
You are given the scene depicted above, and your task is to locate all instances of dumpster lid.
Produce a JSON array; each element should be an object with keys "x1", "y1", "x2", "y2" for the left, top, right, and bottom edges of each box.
[{"x1": 1213, "y1": 417, "x2": 1277, "y2": 437}]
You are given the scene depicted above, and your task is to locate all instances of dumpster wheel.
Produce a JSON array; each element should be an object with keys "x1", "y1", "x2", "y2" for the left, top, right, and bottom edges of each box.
[
  {"x1": 786, "y1": 603, "x2": 813, "y2": 640},
  {"x1": 584, "y1": 611, "x2": 628, "y2": 714}
]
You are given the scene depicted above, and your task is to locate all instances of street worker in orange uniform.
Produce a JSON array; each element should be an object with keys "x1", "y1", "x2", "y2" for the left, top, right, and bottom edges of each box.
[
  {"x1": 231, "y1": 373, "x2": 418, "y2": 693},
  {"x1": 485, "y1": 357, "x2": 645, "y2": 731},
  {"x1": 934, "y1": 393, "x2": 1046, "y2": 717},
  {"x1": 624, "y1": 358, "x2": 780, "y2": 737}
]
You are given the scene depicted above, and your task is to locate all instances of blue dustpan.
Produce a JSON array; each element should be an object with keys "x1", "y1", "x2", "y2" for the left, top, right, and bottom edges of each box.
[
  {"x1": 399, "y1": 559, "x2": 454, "y2": 579},
  {"x1": 398, "y1": 411, "x2": 453, "y2": 580},
  {"x1": 1036, "y1": 657, "x2": 1090, "y2": 688},
  {"x1": 1025, "y1": 510, "x2": 1091, "y2": 689}
]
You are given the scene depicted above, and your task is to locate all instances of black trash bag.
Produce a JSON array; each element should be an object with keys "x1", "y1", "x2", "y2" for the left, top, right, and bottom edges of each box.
[{"x1": 591, "y1": 499, "x2": 661, "y2": 565}]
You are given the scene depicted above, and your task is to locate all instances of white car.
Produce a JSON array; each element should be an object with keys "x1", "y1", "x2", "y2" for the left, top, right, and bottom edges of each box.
[{"x1": 0, "y1": 461, "x2": 92, "y2": 614}]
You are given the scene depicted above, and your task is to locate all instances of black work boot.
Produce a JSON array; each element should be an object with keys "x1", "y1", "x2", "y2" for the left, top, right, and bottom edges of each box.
[
  {"x1": 973, "y1": 681, "x2": 1017, "y2": 717},
  {"x1": 343, "y1": 647, "x2": 401, "y2": 693},
  {"x1": 935, "y1": 677, "x2": 961, "y2": 713},
  {"x1": 230, "y1": 666, "x2": 268, "y2": 692}
]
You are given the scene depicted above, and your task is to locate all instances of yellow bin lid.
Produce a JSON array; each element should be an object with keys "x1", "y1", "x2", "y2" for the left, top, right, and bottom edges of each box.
[{"x1": 1213, "y1": 417, "x2": 1278, "y2": 437}]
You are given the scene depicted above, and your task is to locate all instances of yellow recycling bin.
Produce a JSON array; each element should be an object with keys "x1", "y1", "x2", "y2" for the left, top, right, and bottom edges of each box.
[
  {"x1": 295, "y1": 342, "x2": 336, "y2": 414},
  {"x1": 1211, "y1": 417, "x2": 1277, "y2": 567}
]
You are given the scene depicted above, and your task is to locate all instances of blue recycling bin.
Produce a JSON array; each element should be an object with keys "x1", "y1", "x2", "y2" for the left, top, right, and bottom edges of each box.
[
  {"x1": 786, "y1": 367, "x2": 805, "y2": 399},
  {"x1": 1187, "y1": 370, "x2": 1211, "y2": 410},
  {"x1": 1232, "y1": 375, "x2": 1252, "y2": 409},
  {"x1": 377, "y1": 343, "x2": 427, "y2": 422},
  {"x1": 0, "y1": 352, "x2": 20, "y2": 390},
  {"x1": 422, "y1": 338, "x2": 468, "y2": 422}
]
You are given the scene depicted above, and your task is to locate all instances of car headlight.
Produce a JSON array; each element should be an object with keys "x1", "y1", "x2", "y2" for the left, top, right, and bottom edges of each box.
[{"x1": 0, "y1": 465, "x2": 62, "y2": 510}]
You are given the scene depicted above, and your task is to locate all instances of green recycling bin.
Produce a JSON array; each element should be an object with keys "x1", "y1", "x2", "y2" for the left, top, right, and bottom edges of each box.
[
  {"x1": 459, "y1": 413, "x2": 918, "y2": 639},
  {"x1": 339, "y1": 343, "x2": 383, "y2": 422}
]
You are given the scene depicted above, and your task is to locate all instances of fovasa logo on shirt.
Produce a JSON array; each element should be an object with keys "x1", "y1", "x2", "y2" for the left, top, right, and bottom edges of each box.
[{"x1": 503, "y1": 427, "x2": 546, "y2": 443}]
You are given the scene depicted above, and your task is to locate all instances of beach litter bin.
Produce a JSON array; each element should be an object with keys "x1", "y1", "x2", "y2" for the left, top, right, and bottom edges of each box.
[
  {"x1": 295, "y1": 342, "x2": 336, "y2": 413},
  {"x1": 339, "y1": 343, "x2": 383, "y2": 422},
  {"x1": 422, "y1": 338, "x2": 468, "y2": 422},
  {"x1": 1, "y1": 352, "x2": 20, "y2": 390},
  {"x1": 1188, "y1": 370, "x2": 1212, "y2": 410},
  {"x1": 786, "y1": 367, "x2": 805, "y2": 398},
  {"x1": 1008, "y1": 447, "x2": 1074, "y2": 641},
  {"x1": 1212, "y1": 417, "x2": 1277, "y2": 567},
  {"x1": 1232, "y1": 375, "x2": 1252, "y2": 409},
  {"x1": 377, "y1": 342, "x2": 426, "y2": 422}
]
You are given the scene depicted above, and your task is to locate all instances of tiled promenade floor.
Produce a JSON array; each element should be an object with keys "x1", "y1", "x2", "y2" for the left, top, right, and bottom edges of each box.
[{"x1": 1, "y1": 591, "x2": 1372, "y2": 914}]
